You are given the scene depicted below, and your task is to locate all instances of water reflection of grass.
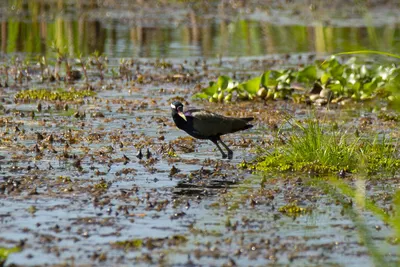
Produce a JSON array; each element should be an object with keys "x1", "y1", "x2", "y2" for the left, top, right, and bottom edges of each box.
[
  {"x1": 315, "y1": 177, "x2": 390, "y2": 266},
  {"x1": 2, "y1": 1, "x2": 400, "y2": 57}
]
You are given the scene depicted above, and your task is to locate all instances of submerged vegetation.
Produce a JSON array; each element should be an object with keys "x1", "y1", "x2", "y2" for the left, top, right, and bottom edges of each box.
[
  {"x1": 112, "y1": 235, "x2": 188, "y2": 251},
  {"x1": 14, "y1": 88, "x2": 96, "y2": 102}
]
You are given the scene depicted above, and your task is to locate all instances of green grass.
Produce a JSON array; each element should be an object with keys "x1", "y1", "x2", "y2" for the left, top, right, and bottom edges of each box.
[{"x1": 253, "y1": 117, "x2": 400, "y2": 176}]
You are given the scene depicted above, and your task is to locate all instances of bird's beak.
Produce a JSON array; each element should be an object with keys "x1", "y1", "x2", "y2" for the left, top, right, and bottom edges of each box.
[{"x1": 178, "y1": 111, "x2": 187, "y2": 121}]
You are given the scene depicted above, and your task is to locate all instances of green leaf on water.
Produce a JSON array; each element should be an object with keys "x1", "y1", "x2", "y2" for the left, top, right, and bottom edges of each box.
[
  {"x1": 260, "y1": 70, "x2": 271, "y2": 87},
  {"x1": 203, "y1": 82, "x2": 219, "y2": 96},
  {"x1": 193, "y1": 50, "x2": 400, "y2": 105},
  {"x1": 321, "y1": 72, "x2": 331, "y2": 84},
  {"x1": 238, "y1": 76, "x2": 261, "y2": 95},
  {"x1": 192, "y1": 92, "x2": 209, "y2": 99},
  {"x1": 217, "y1": 75, "x2": 231, "y2": 90},
  {"x1": 297, "y1": 65, "x2": 317, "y2": 82}
]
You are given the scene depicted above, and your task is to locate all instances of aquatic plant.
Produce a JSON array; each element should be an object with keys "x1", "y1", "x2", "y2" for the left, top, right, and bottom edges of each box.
[
  {"x1": 193, "y1": 56, "x2": 400, "y2": 105},
  {"x1": 14, "y1": 88, "x2": 96, "y2": 102}
]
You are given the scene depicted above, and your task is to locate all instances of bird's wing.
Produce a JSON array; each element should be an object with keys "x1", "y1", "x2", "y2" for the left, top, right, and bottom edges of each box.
[{"x1": 189, "y1": 110, "x2": 234, "y2": 137}]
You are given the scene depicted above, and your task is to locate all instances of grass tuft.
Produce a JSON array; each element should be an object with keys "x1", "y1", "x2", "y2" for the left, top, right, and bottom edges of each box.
[{"x1": 254, "y1": 117, "x2": 400, "y2": 176}]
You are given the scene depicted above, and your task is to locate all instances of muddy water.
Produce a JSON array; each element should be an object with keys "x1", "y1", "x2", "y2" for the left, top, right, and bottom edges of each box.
[
  {"x1": 0, "y1": 56, "x2": 398, "y2": 266},
  {"x1": 1, "y1": 1, "x2": 400, "y2": 266}
]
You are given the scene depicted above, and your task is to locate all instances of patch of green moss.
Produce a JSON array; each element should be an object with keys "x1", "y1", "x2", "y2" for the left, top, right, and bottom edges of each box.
[
  {"x1": 279, "y1": 202, "x2": 311, "y2": 217},
  {"x1": 58, "y1": 108, "x2": 77, "y2": 117},
  {"x1": 27, "y1": 205, "x2": 37, "y2": 214},
  {"x1": 113, "y1": 239, "x2": 143, "y2": 250},
  {"x1": 57, "y1": 176, "x2": 72, "y2": 183},
  {"x1": 112, "y1": 235, "x2": 187, "y2": 251},
  {"x1": 14, "y1": 88, "x2": 96, "y2": 102},
  {"x1": 189, "y1": 226, "x2": 223, "y2": 237},
  {"x1": 377, "y1": 112, "x2": 400, "y2": 122},
  {"x1": 94, "y1": 179, "x2": 109, "y2": 190}
]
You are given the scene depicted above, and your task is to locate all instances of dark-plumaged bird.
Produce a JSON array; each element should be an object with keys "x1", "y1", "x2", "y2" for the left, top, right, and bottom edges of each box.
[{"x1": 170, "y1": 101, "x2": 253, "y2": 159}]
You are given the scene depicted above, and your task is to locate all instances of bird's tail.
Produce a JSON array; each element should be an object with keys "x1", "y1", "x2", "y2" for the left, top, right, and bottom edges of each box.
[
  {"x1": 231, "y1": 117, "x2": 254, "y2": 132},
  {"x1": 243, "y1": 124, "x2": 253, "y2": 130},
  {"x1": 241, "y1": 117, "x2": 254, "y2": 122}
]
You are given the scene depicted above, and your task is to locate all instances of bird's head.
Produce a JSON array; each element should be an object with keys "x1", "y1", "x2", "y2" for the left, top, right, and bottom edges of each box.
[{"x1": 170, "y1": 101, "x2": 187, "y2": 121}]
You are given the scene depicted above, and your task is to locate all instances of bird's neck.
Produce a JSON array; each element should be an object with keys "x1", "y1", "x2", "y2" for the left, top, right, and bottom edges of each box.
[{"x1": 172, "y1": 111, "x2": 187, "y2": 129}]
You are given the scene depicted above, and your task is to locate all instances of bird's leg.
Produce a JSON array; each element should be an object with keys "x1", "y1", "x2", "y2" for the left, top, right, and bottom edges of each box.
[
  {"x1": 219, "y1": 138, "x2": 233, "y2": 159},
  {"x1": 211, "y1": 139, "x2": 227, "y2": 159}
]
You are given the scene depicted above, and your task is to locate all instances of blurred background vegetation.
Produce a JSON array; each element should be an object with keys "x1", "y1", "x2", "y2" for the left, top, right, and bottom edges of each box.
[{"x1": 0, "y1": 0, "x2": 400, "y2": 58}]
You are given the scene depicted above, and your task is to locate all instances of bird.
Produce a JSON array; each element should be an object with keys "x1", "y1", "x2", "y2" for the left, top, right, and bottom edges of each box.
[{"x1": 170, "y1": 101, "x2": 253, "y2": 159}]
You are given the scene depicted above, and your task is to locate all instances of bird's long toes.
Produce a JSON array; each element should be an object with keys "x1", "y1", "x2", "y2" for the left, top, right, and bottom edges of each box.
[
  {"x1": 228, "y1": 152, "x2": 233, "y2": 160},
  {"x1": 221, "y1": 153, "x2": 228, "y2": 159}
]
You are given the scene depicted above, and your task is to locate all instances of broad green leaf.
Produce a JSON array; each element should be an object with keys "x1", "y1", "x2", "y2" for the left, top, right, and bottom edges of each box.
[
  {"x1": 297, "y1": 65, "x2": 317, "y2": 82},
  {"x1": 261, "y1": 70, "x2": 271, "y2": 87},
  {"x1": 337, "y1": 77, "x2": 348, "y2": 86},
  {"x1": 364, "y1": 79, "x2": 378, "y2": 92},
  {"x1": 327, "y1": 83, "x2": 343, "y2": 93},
  {"x1": 192, "y1": 92, "x2": 209, "y2": 99},
  {"x1": 321, "y1": 72, "x2": 331, "y2": 84},
  {"x1": 261, "y1": 70, "x2": 281, "y2": 87},
  {"x1": 330, "y1": 65, "x2": 345, "y2": 78},
  {"x1": 353, "y1": 81, "x2": 361, "y2": 91},
  {"x1": 203, "y1": 83, "x2": 219, "y2": 96},
  {"x1": 238, "y1": 76, "x2": 261, "y2": 95},
  {"x1": 217, "y1": 76, "x2": 231, "y2": 90}
]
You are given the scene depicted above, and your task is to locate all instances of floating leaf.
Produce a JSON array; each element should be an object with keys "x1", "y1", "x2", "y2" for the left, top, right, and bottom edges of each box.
[
  {"x1": 203, "y1": 82, "x2": 219, "y2": 96},
  {"x1": 192, "y1": 92, "x2": 209, "y2": 99},
  {"x1": 217, "y1": 75, "x2": 231, "y2": 90},
  {"x1": 321, "y1": 72, "x2": 331, "y2": 84},
  {"x1": 297, "y1": 65, "x2": 317, "y2": 82},
  {"x1": 238, "y1": 76, "x2": 261, "y2": 95},
  {"x1": 193, "y1": 54, "x2": 400, "y2": 105},
  {"x1": 260, "y1": 70, "x2": 272, "y2": 87}
]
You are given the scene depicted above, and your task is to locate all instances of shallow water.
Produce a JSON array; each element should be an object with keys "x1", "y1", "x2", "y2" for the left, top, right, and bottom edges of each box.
[
  {"x1": 1, "y1": 69, "x2": 399, "y2": 265},
  {"x1": 1, "y1": 1, "x2": 400, "y2": 266},
  {"x1": 1, "y1": 1, "x2": 400, "y2": 58}
]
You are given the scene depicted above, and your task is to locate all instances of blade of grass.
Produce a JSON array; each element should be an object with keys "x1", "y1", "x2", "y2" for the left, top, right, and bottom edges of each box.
[{"x1": 321, "y1": 50, "x2": 400, "y2": 65}]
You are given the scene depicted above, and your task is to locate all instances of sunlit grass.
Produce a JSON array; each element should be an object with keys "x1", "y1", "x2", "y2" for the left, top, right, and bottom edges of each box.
[{"x1": 254, "y1": 117, "x2": 400, "y2": 176}]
